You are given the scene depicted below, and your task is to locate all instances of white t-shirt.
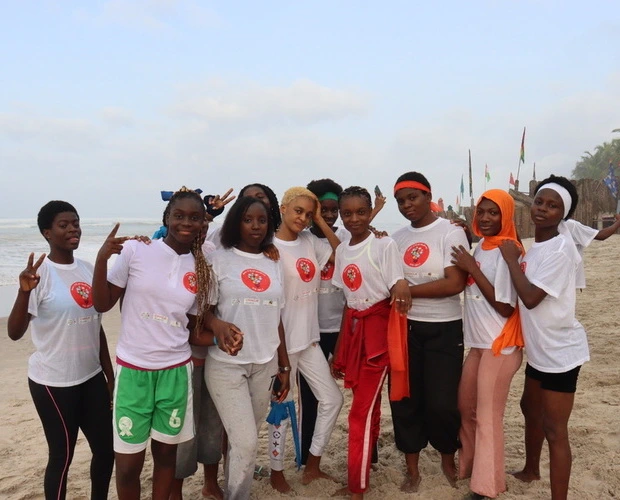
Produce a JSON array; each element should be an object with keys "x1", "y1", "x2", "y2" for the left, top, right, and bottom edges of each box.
[
  {"x1": 27, "y1": 258, "x2": 102, "y2": 387},
  {"x1": 274, "y1": 231, "x2": 332, "y2": 353},
  {"x1": 463, "y1": 244, "x2": 517, "y2": 354},
  {"x1": 312, "y1": 227, "x2": 350, "y2": 332},
  {"x1": 205, "y1": 223, "x2": 223, "y2": 249},
  {"x1": 564, "y1": 219, "x2": 597, "y2": 289},
  {"x1": 207, "y1": 247, "x2": 284, "y2": 365},
  {"x1": 520, "y1": 234, "x2": 589, "y2": 373},
  {"x1": 333, "y1": 233, "x2": 404, "y2": 311},
  {"x1": 391, "y1": 218, "x2": 469, "y2": 322},
  {"x1": 108, "y1": 239, "x2": 198, "y2": 370}
]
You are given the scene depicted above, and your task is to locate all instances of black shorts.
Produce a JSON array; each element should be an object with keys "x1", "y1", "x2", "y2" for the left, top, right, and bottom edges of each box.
[{"x1": 525, "y1": 363, "x2": 581, "y2": 393}]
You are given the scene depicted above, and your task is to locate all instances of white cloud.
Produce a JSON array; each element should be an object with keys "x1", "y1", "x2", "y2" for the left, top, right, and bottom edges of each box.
[{"x1": 169, "y1": 79, "x2": 371, "y2": 126}]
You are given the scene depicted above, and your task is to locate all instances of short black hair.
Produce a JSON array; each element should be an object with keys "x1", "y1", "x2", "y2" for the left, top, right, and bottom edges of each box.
[
  {"x1": 37, "y1": 201, "x2": 79, "y2": 235},
  {"x1": 339, "y1": 186, "x2": 372, "y2": 208},
  {"x1": 535, "y1": 175, "x2": 578, "y2": 219},
  {"x1": 239, "y1": 183, "x2": 281, "y2": 229},
  {"x1": 220, "y1": 196, "x2": 274, "y2": 250},
  {"x1": 394, "y1": 171, "x2": 432, "y2": 192},
  {"x1": 307, "y1": 178, "x2": 343, "y2": 199}
]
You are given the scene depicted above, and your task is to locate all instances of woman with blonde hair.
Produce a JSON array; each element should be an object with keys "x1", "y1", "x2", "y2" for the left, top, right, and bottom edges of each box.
[{"x1": 268, "y1": 186, "x2": 344, "y2": 493}]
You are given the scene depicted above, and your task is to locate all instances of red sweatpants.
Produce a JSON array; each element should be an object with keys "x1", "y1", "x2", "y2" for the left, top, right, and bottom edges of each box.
[{"x1": 347, "y1": 363, "x2": 388, "y2": 494}]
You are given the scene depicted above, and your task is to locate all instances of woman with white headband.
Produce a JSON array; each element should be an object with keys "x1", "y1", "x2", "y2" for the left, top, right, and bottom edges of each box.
[{"x1": 499, "y1": 174, "x2": 589, "y2": 500}]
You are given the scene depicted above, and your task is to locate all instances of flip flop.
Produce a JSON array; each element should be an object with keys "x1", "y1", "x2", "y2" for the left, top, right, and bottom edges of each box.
[{"x1": 254, "y1": 465, "x2": 270, "y2": 480}]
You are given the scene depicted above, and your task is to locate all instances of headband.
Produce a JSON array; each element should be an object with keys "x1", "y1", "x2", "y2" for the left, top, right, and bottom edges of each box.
[
  {"x1": 393, "y1": 180, "x2": 431, "y2": 195},
  {"x1": 319, "y1": 192, "x2": 339, "y2": 202},
  {"x1": 536, "y1": 182, "x2": 571, "y2": 218}
]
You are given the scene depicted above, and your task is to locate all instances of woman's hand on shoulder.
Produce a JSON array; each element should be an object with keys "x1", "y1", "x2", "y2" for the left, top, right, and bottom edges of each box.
[
  {"x1": 263, "y1": 243, "x2": 280, "y2": 262},
  {"x1": 18, "y1": 253, "x2": 46, "y2": 292},
  {"x1": 499, "y1": 240, "x2": 521, "y2": 264},
  {"x1": 450, "y1": 245, "x2": 476, "y2": 273}
]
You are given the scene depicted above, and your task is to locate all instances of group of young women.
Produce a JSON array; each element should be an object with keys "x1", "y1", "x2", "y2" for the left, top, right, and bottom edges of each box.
[{"x1": 8, "y1": 171, "x2": 597, "y2": 500}]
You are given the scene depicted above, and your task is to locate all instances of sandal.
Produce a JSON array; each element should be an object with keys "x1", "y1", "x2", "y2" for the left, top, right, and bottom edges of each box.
[{"x1": 254, "y1": 465, "x2": 270, "y2": 480}]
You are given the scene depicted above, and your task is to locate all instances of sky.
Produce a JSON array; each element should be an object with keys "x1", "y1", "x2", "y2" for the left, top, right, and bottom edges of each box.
[{"x1": 1, "y1": 0, "x2": 620, "y2": 223}]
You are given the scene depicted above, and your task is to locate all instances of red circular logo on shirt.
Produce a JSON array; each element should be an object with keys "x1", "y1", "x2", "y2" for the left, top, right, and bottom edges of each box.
[
  {"x1": 321, "y1": 262, "x2": 335, "y2": 281},
  {"x1": 296, "y1": 258, "x2": 316, "y2": 282},
  {"x1": 520, "y1": 262, "x2": 527, "y2": 273},
  {"x1": 403, "y1": 242, "x2": 430, "y2": 268},
  {"x1": 342, "y1": 264, "x2": 363, "y2": 291},
  {"x1": 241, "y1": 269, "x2": 271, "y2": 292},
  {"x1": 466, "y1": 261, "x2": 481, "y2": 287},
  {"x1": 183, "y1": 272, "x2": 198, "y2": 294},
  {"x1": 70, "y1": 282, "x2": 93, "y2": 309}
]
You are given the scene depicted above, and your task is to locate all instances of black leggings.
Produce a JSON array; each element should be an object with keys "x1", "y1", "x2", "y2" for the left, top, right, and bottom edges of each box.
[{"x1": 29, "y1": 372, "x2": 114, "y2": 500}]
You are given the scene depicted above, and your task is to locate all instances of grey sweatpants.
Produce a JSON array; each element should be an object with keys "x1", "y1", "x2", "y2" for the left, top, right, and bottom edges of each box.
[{"x1": 205, "y1": 355, "x2": 277, "y2": 500}]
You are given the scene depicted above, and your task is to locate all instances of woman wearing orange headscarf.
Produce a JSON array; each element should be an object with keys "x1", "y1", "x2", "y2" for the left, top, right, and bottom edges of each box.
[{"x1": 450, "y1": 189, "x2": 524, "y2": 499}]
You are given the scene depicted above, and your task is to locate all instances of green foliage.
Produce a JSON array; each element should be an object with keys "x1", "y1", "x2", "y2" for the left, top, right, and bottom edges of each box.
[{"x1": 572, "y1": 130, "x2": 620, "y2": 179}]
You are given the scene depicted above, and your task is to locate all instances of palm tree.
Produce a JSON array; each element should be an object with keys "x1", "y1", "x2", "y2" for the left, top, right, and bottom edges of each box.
[{"x1": 572, "y1": 131, "x2": 620, "y2": 179}]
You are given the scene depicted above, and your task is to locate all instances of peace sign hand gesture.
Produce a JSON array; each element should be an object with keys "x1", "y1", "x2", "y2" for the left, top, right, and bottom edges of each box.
[{"x1": 18, "y1": 253, "x2": 46, "y2": 292}]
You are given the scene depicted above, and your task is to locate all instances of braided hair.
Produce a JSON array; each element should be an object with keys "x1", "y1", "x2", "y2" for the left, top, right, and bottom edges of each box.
[
  {"x1": 165, "y1": 187, "x2": 212, "y2": 330},
  {"x1": 239, "y1": 183, "x2": 281, "y2": 230},
  {"x1": 338, "y1": 185, "x2": 372, "y2": 208}
]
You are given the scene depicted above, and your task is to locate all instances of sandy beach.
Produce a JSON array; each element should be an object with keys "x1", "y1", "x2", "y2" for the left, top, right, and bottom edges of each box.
[{"x1": 1, "y1": 237, "x2": 619, "y2": 499}]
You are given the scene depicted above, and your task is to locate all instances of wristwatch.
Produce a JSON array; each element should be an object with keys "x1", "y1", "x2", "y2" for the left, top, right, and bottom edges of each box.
[{"x1": 279, "y1": 366, "x2": 292, "y2": 373}]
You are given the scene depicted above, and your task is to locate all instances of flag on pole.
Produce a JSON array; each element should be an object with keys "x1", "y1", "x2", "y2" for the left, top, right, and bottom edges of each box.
[
  {"x1": 509, "y1": 172, "x2": 516, "y2": 187},
  {"x1": 519, "y1": 127, "x2": 526, "y2": 164},
  {"x1": 603, "y1": 162, "x2": 618, "y2": 199},
  {"x1": 460, "y1": 175, "x2": 465, "y2": 198},
  {"x1": 533, "y1": 162, "x2": 536, "y2": 181},
  {"x1": 485, "y1": 164, "x2": 491, "y2": 182},
  {"x1": 468, "y1": 150, "x2": 473, "y2": 198}
]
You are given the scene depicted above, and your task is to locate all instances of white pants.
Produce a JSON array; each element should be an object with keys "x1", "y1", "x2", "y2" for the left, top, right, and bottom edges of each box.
[
  {"x1": 269, "y1": 343, "x2": 343, "y2": 471},
  {"x1": 205, "y1": 355, "x2": 277, "y2": 500}
]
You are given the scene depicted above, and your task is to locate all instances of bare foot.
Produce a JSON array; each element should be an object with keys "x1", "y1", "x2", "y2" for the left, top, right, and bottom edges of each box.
[
  {"x1": 441, "y1": 454, "x2": 457, "y2": 488},
  {"x1": 400, "y1": 474, "x2": 421, "y2": 493},
  {"x1": 302, "y1": 468, "x2": 337, "y2": 485},
  {"x1": 202, "y1": 483, "x2": 223, "y2": 500},
  {"x1": 270, "y1": 470, "x2": 292, "y2": 493},
  {"x1": 511, "y1": 469, "x2": 540, "y2": 482}
]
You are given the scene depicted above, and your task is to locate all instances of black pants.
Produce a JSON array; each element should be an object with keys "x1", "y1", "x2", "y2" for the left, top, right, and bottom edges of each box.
[
  {"x1": 29, "y1": 371, "x2": 114, "y2": 500},
  {"x1": 390, "y1": 319, "x2": 464, "y2": 454}
]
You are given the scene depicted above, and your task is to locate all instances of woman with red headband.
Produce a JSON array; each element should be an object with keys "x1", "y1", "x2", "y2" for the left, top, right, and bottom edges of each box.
[
  {"x1": 451, "y1": 189, "x2": 524, "y2": 499},
  {"x1": 389, "y1": 171, "x2": 469, "y2": 492}
]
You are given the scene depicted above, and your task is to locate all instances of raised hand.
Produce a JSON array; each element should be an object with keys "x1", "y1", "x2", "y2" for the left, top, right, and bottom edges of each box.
[
  {"x1": 18, "y1": 253, "x2": 46, "y2": 292},
  {"x1": 97, "y1": 223, "x2": 131, "y2": 262},
  {"x1": 208, "y1": 188, "x2": 236, "y2": 210}
]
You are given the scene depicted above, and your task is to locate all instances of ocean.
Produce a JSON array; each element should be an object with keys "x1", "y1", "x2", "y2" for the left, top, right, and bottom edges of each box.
[
  {"x1": 0, "y1": 218, "x2": 162, "y2": 317},
  {"x1": 0, "y1": 217, "x2": 408, "y2": 317}
]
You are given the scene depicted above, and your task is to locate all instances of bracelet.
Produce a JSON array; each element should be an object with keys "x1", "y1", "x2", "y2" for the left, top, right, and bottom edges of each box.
[
  {"x1": 279, "y1": 366, "x2": 291, "y2": 373},
  {"x1": 213, "y1": 336, "x2": 218, "y2": 346}
]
